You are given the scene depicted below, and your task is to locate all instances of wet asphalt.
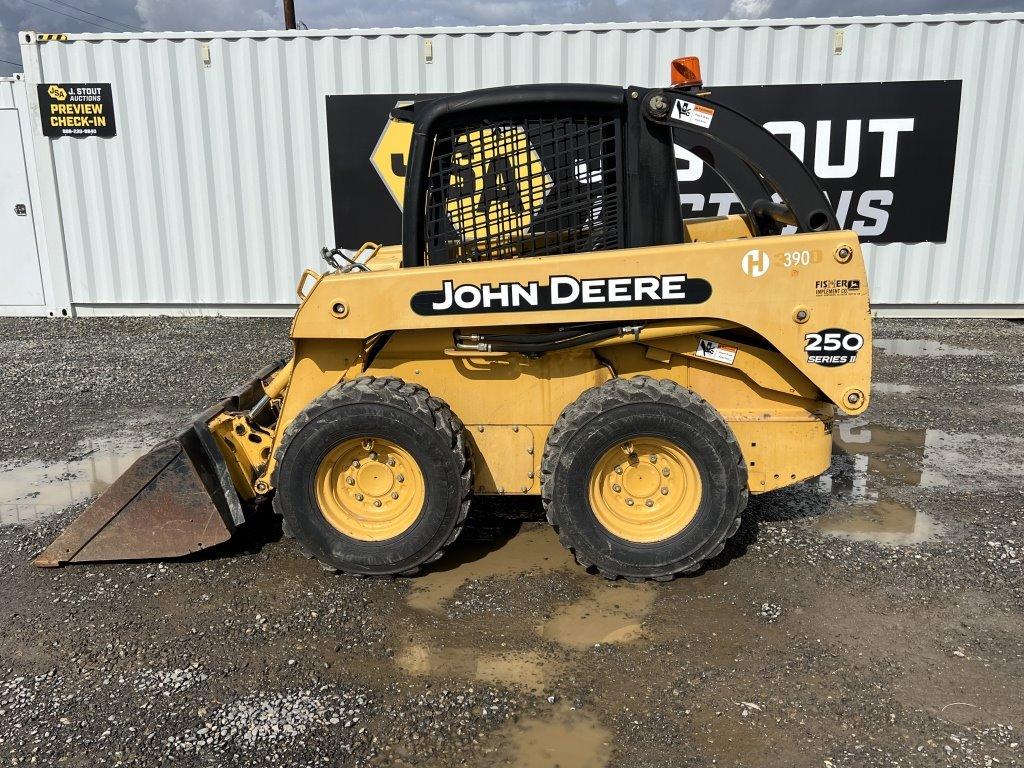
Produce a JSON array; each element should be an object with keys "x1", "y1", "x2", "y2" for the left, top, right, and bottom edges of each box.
[{"x1": 0, "y1": 316, "x2": 1022, "y2": 767}]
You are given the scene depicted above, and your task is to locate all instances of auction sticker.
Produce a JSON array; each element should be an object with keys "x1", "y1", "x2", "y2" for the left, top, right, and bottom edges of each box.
[
  {"x1": 38, "y1": 83, "x2": 117, "y2": 137},
  {"x1": 695, "y1": 338, "x2": 737, "y2": 365}
]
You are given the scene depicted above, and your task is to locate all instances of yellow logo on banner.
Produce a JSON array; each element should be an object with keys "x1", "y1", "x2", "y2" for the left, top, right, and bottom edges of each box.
[
  {"x1": 369, "y1": 112, "x2": 554, "y2": 243},
  {"x1": 444, "y1": 126, "x2": 552, "y2": 242},
  {"x1": 47, "y1": 84, "x2": 67, "y2": 101},
  {"x1": 370, "y1": 115, "x2": 415, "y2": 208}
]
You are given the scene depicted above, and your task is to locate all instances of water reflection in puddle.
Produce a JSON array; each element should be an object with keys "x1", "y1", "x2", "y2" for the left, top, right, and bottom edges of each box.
[
  {"x1": 539, "y1": 584, "x2": 656, "y2": 649},
  {"x1": 396, "y1": 645, "x2": 551, "y2": 692},
  {"x1": 0, "y1": 440, "x2": 150, "y2": 525},
  {"x1": 811, "y1": 419, "x2": 1024, "y2": 545},
  {"x1": 406, "y1": 523, "x2": 656, "y2": 649},
  {"x1": 811, "y1": 499, "x2": 942, "y2": 545},
  {"x1": 406, "y1": 525, "x2": 573, "y2": 613},
  {"x1": 498, "y1": 706, "x2": 611, "y2": 768},
  {"x1": 874, "y1": 339, "x2": 992, "y2": 357}
]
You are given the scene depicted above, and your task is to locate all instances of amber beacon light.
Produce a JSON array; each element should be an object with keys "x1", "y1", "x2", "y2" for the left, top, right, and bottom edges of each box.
[{"x1": 670, "y1": 56, "x2": 703, "y2": 87}]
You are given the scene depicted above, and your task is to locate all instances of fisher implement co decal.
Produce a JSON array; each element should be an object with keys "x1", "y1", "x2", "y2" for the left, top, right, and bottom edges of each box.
[{"x1": 410, "y1": 274, "x2": 712, "y2": 315}]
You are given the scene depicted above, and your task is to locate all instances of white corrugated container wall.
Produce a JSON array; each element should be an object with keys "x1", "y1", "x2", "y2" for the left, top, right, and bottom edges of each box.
[
  {"x1": 0, "y1": 74, "x2": 59, "y2": 315},
  {"x1": 17, "y1": 13, "x2": 1024, "y2": 316}
]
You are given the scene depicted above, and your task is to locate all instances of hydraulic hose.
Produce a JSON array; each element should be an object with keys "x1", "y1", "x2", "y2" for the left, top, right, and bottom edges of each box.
[
  {"x1": 464, "y1": 322, "x2": 623, "y2": 345},
  {"x1": 456, "y1": 324, "x2": 643, "y2": 354}
]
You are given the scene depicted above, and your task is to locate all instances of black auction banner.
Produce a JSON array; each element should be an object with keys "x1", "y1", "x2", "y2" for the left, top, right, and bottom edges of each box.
[
  {"x1": 38, "y1": 83, "x2": 117, "y2": 138},
  {"x1": 326, "y1": 80, "x2": 961, "y2": 247}
]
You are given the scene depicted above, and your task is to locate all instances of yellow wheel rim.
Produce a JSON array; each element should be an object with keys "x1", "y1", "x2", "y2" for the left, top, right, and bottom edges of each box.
[
  {"x1": 588, "y1": 438, "x2": 703, "y2": 544},
  {"x1": 314, "y1": 437, "x2": 426, "y2": 541}
]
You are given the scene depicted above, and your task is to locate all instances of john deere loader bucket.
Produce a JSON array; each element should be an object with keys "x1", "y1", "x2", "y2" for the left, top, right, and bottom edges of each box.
[{"x1": 34, "y1": 362, "x2": 282, "y2": 567}]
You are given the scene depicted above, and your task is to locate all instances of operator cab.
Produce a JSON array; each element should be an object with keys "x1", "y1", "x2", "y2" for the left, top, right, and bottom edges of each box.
[{"x1": 393, "y1": 57, "x2": 837, "y2": 268}]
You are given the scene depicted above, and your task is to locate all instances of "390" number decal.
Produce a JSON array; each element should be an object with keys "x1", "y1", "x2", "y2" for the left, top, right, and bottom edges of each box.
[{"x1": 782, "y1": 249, "x2": 821, "y2": 268}]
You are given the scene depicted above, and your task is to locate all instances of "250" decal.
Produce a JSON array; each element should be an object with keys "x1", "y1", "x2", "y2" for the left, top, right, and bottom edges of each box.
[{"x1": 805, "y1": 328, "x2": 864, "y2": 367}]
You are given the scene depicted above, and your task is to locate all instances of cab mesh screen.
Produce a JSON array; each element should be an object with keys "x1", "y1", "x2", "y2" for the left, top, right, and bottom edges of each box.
[{"x1": 424, "y1": 113, "x2": 623, "y2": 263}]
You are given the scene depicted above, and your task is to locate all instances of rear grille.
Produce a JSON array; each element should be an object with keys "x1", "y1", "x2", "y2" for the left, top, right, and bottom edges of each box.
[{"x1": 424, "y1": 112, "x2": 623, "y2": 263}]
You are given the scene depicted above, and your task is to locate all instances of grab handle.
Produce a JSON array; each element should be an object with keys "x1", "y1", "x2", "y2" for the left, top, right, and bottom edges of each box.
[{"x1": 296, "y1": 269, "x2": 321, "y2": 300}]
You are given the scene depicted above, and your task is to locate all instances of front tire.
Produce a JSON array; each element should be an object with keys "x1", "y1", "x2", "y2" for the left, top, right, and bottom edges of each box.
[
  {"x1": 272, "y1": 377, "x2": 472, "y2": 576},
  {"x1": 541, "y1": 376, "x2": 747, "y2": 581}
]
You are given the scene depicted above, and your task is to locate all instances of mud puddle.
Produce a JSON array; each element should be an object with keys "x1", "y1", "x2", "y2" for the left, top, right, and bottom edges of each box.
[
  {"x1": 874, "y1": 338, "x2": 993, "y2": 357},
  {"x1": 826, "y1": 420, "x2": 1020, "y2": 496},
  {"x1": 396, "y1": 645, "x2": 552, "y2": 692},
  {"x1": 493, "y1": 706, "x2": 611, "y2": 768},
  {"x1": 811, "y1": 499, "x2": 942, "y2": 545},
  {"x1": 539, "y1": 583, "x2": 656, "y2": 648},
  {"x1": 407, "y1": 525, "x2": 574, "y2": 612},
  {"x1": 0, "y1": 440, "x2": 150, "y2": 525},
  {"x1": 809, "y1": 418, "x2": 1024, "y2": 545}
]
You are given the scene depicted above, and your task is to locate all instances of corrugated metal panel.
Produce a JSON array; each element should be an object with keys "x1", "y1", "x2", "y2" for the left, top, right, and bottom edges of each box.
[{"x1": 20, "y1": 14, "x2": 1024, "y2": 311}]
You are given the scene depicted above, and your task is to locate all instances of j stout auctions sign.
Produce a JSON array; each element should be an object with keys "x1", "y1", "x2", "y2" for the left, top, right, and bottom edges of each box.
[
  {"x1": 38, "y1": 83, "x2": 116, "y2": 137},
  {"x1": 326, "y1": 80, "x2": 961, "y2": 246}
]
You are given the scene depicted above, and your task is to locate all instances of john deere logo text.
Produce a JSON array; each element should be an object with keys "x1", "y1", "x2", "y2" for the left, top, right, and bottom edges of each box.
[{"x1": 411, "y1": 274, "x2": 712, "y2": 315}]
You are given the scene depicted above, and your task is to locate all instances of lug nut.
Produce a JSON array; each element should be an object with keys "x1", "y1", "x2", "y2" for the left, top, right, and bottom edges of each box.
[
  {"x1": 352, "y1": 460, "x2": 360, "y2": 468},
  {"x1": 612, "y1": 484, "x2": 622, "y2": 493},
  {"x1": 387, "y1": 458, "x2": 396, "y2": 467},
  {"x1": 615, "y1": 466, "x2": 623, "y2": 475},
  {"x1": 649, "y1": 454, "x2": 658, "y2": 463},
  {"x1": 625, "y1": 498, "x2": 635, "y2": 506},
  {"x1": 373, "y1": 499, "x2": 382, "y2": 507},
  {"x1": 662, "y1": 467, "x2": 670, "y2": 477},
  {"x1": 369, "y1": 452, "x2": 378, "y2": 461},
  {"x1": 354, "y1": 493, "x2": 364, "y2": 501},
  {"x1": 397, "y1": 474, "x2": 405, "y2": 483},
  {"x1": 645, "y1": 499, "x2": 654, "y2": 507},
  {"x1": 661, "y1": 487, "x2": 669, "y2": 495},
  {"x1": 391, "y1": 492, "x2": 399, "y2": 500},
  {"x1": 346, "y1": 477, "x2": 355, "y2": 486}
]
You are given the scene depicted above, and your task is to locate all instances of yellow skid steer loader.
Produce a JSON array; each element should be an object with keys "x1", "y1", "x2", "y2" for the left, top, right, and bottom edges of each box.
[{"x1": 36, "y1": 58, "x2": 871, "y2": 581}]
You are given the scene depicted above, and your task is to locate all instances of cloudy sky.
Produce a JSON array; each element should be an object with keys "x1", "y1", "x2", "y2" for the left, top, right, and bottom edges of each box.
[{"x1": 2, "y1": 0, "x2": 1022, "y2": 75}]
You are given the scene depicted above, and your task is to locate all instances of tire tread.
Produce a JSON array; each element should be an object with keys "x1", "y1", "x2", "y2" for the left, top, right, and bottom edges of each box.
[
  {"x1": 540, "y1": 375, "x2": 747, "y2": 582},
  {"x1": 271, "y1": 376, "x2": 472, "y2": 576}
]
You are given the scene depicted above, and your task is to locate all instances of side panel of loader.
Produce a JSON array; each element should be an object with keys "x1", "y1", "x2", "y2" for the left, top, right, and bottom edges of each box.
[
  {"x1": 289, "y1": 231, "x2": 871, "y2": 414},
  {"x1": 357, "y1": 328, "x2": 833, "y2": 496},
  {"x1": 261, "y1": 231, "x2": 869, "y2": 486}
]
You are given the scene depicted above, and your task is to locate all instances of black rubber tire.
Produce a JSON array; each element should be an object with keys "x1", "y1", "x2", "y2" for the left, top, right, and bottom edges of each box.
[
  {"x1": 271, "y1": 376, "x2": 472, "y2": 576},
  {"x1": 541, "y1": 376, "x2": 747, "y2": 582}
]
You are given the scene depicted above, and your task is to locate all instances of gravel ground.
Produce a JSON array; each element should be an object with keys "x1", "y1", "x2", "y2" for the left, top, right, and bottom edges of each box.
[{"x1": 1, "y1": 316, "x2": 1022, "y2": 767}]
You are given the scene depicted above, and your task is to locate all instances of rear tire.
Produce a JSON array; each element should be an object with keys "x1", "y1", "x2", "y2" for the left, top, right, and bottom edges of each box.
[
  {"x1": 272, "y1": 377, "x2": 472, "y2": 576},
  {"x1": 541, "y1": 376, "x2": 747, "y2": 581}
]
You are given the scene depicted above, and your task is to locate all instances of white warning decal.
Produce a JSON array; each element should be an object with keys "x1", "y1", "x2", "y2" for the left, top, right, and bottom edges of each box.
[
  {"x1": 672, "y1": 100, "x2": 715, "y2": 129},
  {"x1": 695, "y1": 338, "x2": 737, "y2": 365}
]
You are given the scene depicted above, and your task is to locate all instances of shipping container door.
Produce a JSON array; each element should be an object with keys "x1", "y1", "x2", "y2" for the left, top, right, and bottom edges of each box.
[{"x1": 0, "y1": 109, "x2": 45, "y2": 307}]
